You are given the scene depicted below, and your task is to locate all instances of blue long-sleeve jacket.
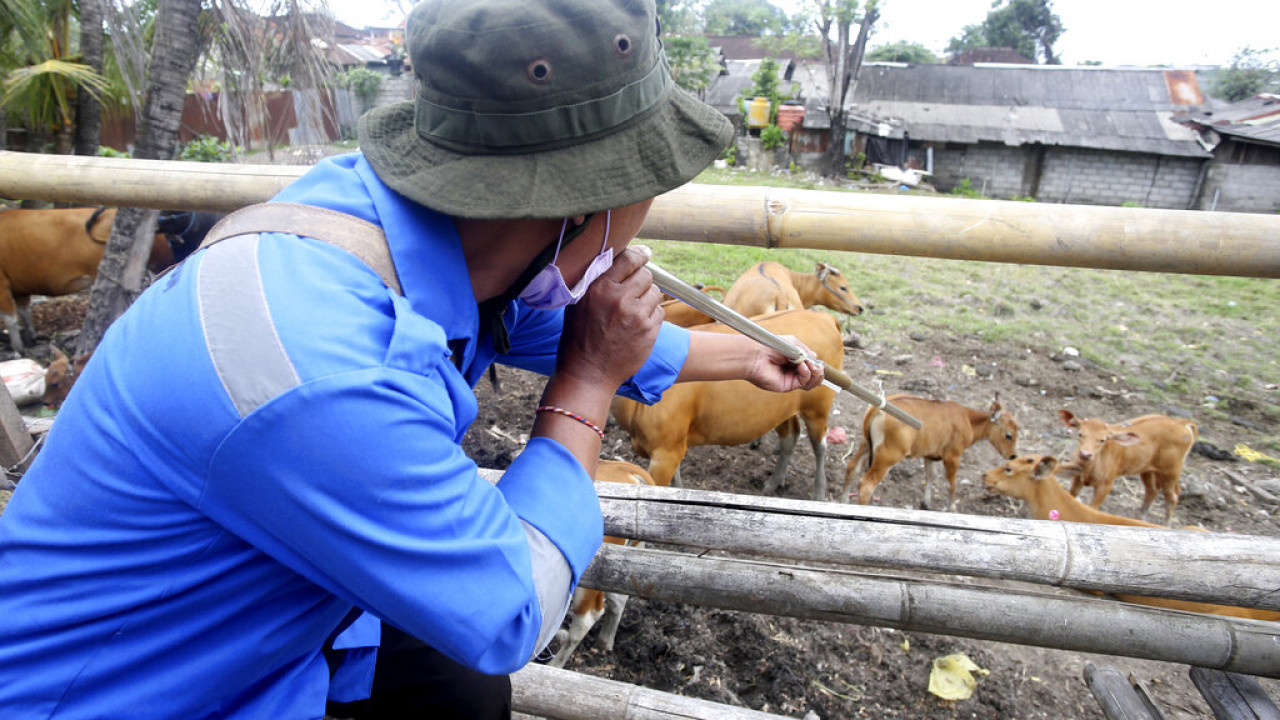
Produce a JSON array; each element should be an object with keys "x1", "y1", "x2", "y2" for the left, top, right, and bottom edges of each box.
[{"x1": 0, "y1": 154, "x2": 690, "y2": 718}]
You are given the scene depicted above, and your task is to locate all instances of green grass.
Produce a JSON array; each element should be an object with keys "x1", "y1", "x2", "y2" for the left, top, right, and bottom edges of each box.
[{"x1": 645, "y1": 168, "x2": 1280, "y2": 417}]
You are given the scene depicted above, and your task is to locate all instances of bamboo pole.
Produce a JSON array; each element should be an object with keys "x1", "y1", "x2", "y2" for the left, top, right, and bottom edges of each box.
[
  {"x1": 584, "y1": 544, "x2": 1280, "y2": 678},
  {"x1": 3, "y1": 151, "x2": 1278, "y2": 278},
  {"x1": 511, "y1": 663, "x2": 797, "y2": 720},
  {"x1": 595, "y1": 484, "x2": 1280, "y2": 611}
]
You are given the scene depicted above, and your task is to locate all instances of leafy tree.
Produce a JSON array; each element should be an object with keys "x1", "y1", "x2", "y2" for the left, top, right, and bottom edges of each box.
[
  {"x1": 665, "y1": 35, "x2": 722, "y2": 98},
  {"x1": 703, "y1": 0, "x2": 790, "y2": 36},
  {"x1": 803, "y1": 0, "x2": 879, "y2": 178},
  {"x1": 656, "y1": 0, "x2": 701, "y2": 35},
  {"x1": 867, "y1": 41, "x2": 939, "y2": 64},
  {"x1": 946, "y1": 0, "x2": 1063, "y2": 65},
  {"x1": 739, "y1": 56, "x2": 790, "y2": 123},
  {"x1": 1214, "y1": 47, "x2": 1280, "y2": 102},
  {"x1": 0, "y1": 0, "x2": 111, "y2": 154}
]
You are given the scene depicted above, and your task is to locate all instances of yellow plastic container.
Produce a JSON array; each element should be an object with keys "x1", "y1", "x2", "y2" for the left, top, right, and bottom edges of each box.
[{"x1": 745, "y1": 96, "x2": 771, "y2": 129}]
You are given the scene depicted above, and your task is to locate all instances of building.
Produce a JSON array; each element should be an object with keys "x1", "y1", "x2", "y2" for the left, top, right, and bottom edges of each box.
[{"x1": 1178, "y1": 94, "x2": 1280, "y2": 213}]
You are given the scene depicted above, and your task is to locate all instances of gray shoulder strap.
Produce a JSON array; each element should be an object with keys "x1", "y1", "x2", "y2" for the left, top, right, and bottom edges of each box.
[{"x1": 197, "y1": 202, "x2": 403, "y2": 296}]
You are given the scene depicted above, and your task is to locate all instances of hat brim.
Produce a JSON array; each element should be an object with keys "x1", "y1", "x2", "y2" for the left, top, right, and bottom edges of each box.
[{"x1": 358, "y1": 85, "x2": 733, "y2": 220}]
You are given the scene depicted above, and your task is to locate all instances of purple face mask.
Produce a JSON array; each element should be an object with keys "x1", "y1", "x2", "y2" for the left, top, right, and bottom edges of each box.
[{"x1": 519, "y1": 211, "x2": 614, "y2": 311}]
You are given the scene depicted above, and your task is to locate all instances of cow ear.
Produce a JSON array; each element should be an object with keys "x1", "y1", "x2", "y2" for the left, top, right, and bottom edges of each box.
[
  {"x1": 1111, "y1": 432, "x2": 1141, "y2": 446},
  {"x1": 990, "y1": 397, "x2": 1003, "y2": 421},
  {"x1": 1058, "y1": 409, "x2": 1079, "y2": 428},
  {"x1": 1033, "y1": 455, "x2": 1058, "y2": 480}
]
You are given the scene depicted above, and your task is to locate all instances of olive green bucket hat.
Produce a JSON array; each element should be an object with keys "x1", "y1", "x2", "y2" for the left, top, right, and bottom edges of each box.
[{"x1": 358, "y1": 0, "x2": 733, "y2": 220}]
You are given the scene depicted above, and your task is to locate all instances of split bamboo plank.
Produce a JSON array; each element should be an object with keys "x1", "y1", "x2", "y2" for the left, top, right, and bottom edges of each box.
[
  {"x1": 3, "y1": 151, "x2": 1278, "y2": 278},
  {"x1": 511, "y1": 662, "x2": 796, "y2": 720},
  {"x1": 582, "y1": 544, "x2": 1280, "y2": 678},
  {"x1": 595, "y1": 484, "x2": 1280, "y2": 612},
  {"x1": 1188, "y1": 667, "x2": 1280, "y2": 720},
  {"x1": 1083, "y1": 664, "x2": 1167, "y2": 720}
]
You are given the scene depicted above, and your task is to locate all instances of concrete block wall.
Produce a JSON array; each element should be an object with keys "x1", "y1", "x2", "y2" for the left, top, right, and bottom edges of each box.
[
  {"x1": 1199, "y1": 162, "x2": 1280, "y2": 214},
  {"x1": 929, "y1": 142, "x2": 1026, "y2": 197},
  {"x1": 1036, "y1": 147, "x2": 1201, "y2": 209}
]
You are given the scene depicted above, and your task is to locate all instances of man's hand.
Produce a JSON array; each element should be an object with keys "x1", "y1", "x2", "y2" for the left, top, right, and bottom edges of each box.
[{"x1": 743, "y1": 335, "x2": 825, "y2": 393}]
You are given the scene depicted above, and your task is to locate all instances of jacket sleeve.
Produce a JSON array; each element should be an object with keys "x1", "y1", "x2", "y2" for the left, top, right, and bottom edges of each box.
[{"x1": 198, "y1": 359, "x2": 601, "y2": 675}]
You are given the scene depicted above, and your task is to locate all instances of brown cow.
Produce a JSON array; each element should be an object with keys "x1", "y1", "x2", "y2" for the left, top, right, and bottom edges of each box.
[
  {"x1": 722, "y1": 261, "x2": 863, "y2": 318},
  {"x1": 984, "y1": 454, "x2": 1280, "y2": 622},
  {"x1": 0, "y1": 207, "x2": 187, "y2": 353},
  {"x1": 658, "y1": 284, "x2": 725, "y2": 328},
  {"x1": 548, "y1": 460, "x2": 651, "y2": 668},
  {"x1": 840, "y1": 394, "x2": 1019, "y2": 511},
  {"x1": 41, "y1": 346, "x2": 92, "y2": 408},
  {"x1": 1057, "y1": 410, "x2": 1198, "y2": 524},
  {"x1": 610, "y1": 309, "x2": 843, "y2": 501}
]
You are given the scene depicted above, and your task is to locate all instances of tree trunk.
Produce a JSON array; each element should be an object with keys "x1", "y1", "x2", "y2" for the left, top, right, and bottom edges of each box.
[
  {"x1": 73, "y1": 0, "x2": 105, "y2": 157},
  {"x1": 76, "y1": 0, "x2": 202, "y2": 357}
]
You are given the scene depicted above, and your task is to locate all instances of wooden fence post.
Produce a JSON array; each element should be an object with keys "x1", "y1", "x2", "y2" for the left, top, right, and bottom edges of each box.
[{"x1": 0, "y1": 381, "x2": 34, "y2": 487}]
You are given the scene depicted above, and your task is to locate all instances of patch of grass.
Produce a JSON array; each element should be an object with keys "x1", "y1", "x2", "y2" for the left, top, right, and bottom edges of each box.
[{"x1": 648, "y1": 171, "x2": 1280, "y2": 404}]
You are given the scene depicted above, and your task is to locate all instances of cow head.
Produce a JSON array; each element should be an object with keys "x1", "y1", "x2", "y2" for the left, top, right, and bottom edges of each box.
[
  {"x1": 984, "y1": 454, "x2": 1058, "y2": 500},
  {"x1": 987, "y1": 396, "x2": 1019, "y2": 459},
  {"x1": 1058, "y1": 409, "x2": 1141, "y2": 467},
  {"x1": 814, "y1": 262, "x2": 864, "y2": 316}
]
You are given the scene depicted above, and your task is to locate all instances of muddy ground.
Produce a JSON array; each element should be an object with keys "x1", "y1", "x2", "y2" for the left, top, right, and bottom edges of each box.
[{"x1": 19, "y1": 295, "x2": 1280, "y2": 719}]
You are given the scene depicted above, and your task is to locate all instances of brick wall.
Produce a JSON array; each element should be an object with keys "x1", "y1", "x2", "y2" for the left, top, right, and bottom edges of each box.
[
  {"x1": 1198, "y1": 161, "x2": 1280, "y2": 214},
  {"x1": 1036, "y1": 147, "x2": 1202, "y2": 209},
  {"x1": 928, "y1": 142, "x2": 1203, "y2": 209},
  {"x1": 929, "y1": 142, "x2": 1026, "y2": 198}
]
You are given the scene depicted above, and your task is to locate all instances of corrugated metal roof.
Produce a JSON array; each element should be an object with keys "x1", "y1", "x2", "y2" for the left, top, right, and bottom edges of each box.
[
  {"x1": 817, "y1": 63, "x2": 1206, "y2": 156},
  {"x1": 1181, "y1": 94, "x2": 1280, "y2": 147}
]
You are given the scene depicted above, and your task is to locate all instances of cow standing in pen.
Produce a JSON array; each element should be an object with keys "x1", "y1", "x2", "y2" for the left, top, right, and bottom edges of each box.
[
  {"x1": 1057, "y1": 410, "x2": 1199, "y2": 524},
  {"x1": 841, "y1": 394, "x2": 1019, "y2": 511},
  {"x1": 723, "y1": 261, "x2": 864, "y2": 318}
]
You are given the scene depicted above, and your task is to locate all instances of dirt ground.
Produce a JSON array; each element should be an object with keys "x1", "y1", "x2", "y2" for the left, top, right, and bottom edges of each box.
[{"x1": 18, "y1": 295, "x2": 1280, "y2": 719}]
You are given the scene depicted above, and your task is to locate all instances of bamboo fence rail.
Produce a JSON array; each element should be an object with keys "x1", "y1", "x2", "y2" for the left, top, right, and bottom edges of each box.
[
  {"x1": 3, "y1": 151, "x2": 1278, "y2": 277},
  {"x1": 582, "y1": 544, "x2": 1280, "y2": 678},
  {"x1": 511, "y1": 663, "x2": 796, "y2": 720},
  {"x1": 594, "y1": 484, "x2": 1280, "y2": 611}
]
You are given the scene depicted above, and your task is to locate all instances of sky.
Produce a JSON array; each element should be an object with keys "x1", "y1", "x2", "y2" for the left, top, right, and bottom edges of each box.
[{"x1": 325, "y1": 0, "x2": 1280, "y2": 69}]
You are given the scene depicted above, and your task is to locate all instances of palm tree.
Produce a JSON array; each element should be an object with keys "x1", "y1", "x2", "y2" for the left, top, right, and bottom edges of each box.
[
  {"x1": 76, "y1": 0, "x2": 202, "y2": 355},
  {"x1": 0, "y1": 0, "x2": 110, "y2": 154}
]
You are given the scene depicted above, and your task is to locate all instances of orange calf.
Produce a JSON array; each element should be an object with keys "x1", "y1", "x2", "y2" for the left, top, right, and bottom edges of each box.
[
  {"x1": 1058, "y1": 410, "x2": 1198, "y2": 524},
  {"x1": 984, "y1": 454, "x2": 1280, "y2": 622},
  {"x1": 722, "y1": 261, "x2": 863, "y2": 318},
  {"x1": 840, "y1": 394, "x2": 1018, "y2": 511},
  {"x1": 549, "y1": 460, "x2": 651, "y2": 668},
  {"x1": 610, "y1": 309, "x2": 843, "y2": 501}
]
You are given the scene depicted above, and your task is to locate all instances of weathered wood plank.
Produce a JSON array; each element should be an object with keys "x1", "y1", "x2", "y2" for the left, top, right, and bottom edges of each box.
[
  {"x1": 1083, "y1": 663, "x2": 1167, "y2": 720},
  {"x1": 581, "y1": 545, "x2": 1280, "y2": 678},
  {"x1": 1188, "y1": 667, "x2": 1280, "y2": 720},
  {"x1": 511, "y1": 662, "x2": 796, "y2": 720},
  {"x1": 3, "y1": 151, "x2": 1279, "y2": 278},
  {"x1": 595, "y1": 484, "x2": 1280, "y2": 611},
  {"x1": 0, "y1": 382, "x2": 34, "y2": 488}
]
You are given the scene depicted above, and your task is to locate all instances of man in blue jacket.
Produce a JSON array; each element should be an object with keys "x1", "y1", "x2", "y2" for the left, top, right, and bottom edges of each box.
[{"x1": 0, "y1": 0, "x2": 822, "y2": 717}]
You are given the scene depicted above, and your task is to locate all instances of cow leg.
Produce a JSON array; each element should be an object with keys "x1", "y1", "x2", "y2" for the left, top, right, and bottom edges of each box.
[
  {"x1": 1088, "y1": 477, "x2": 1115, "y2": 509},
  {"x1": 647, "y1": 446, "x2": 687, "y2": 488},
  {"x1": 0, "y1": 312, "x2": 23, "y2": 354},
  {"x1": 596, "y1": 592, "x2": 630, "y2": 652},
  {"x1": 838, "y1": 441, "x2": 869, "y2": 503},
  {"x1": 1138, "y1": 471, "x2": 1160, "y2": 518},
  {"x1": 857, "y1": 448, "x2": 906, "y2": 505},
  {"x1": 798, "y1": 413, "x2": 829, "y2": 502},
  {"x1": 921, "y1": 460, "x2": 937, "y2": 510},
  {"x1": 549, "y1": 588, "x2": 602, "y2": 669},
  {"x1": 1068, "y1": 472, "x2": 1086, "y2": 498},
  {"x1": 14, "y1": 296, "x2": 35, "y2": 347},
  {"x1": 763, "y1": 419, "x2": 799, "y2": 495},
  {"x1": 942, "y1": 456, "x2": 961, "y2": 512}
]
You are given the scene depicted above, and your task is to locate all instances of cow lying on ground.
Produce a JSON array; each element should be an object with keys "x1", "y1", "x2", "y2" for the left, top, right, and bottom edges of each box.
[
  {"x1": 0, "y1": 207, "x2": 218, "y2": 353},
  {"x1": 548, "y1": 460, "x2": 651, "y2": 668},
  {"x1": 1057, "y1": 410, "x2": 1199, "y2": 524},
  {"x1": 722, "y1": 261, "x2": 863, "y2": 318},
  {"x1": 610, "y1": 309, "x2": 842, "y2": 501},
  {"x1": 840, "y1": 394, "x2": 1019, "y2": 511},
  {"x1": 41, "y1": 346, "x2": 91, "y2": 408},
  {"x1": 984, "y1": 454, "x2": 1280, "y2": 621}
]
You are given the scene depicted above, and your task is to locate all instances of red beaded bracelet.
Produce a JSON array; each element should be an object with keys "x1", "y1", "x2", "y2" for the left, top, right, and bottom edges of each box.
[{"x1": 535, "y1": 404, "x2": 605, "y2": 440}]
